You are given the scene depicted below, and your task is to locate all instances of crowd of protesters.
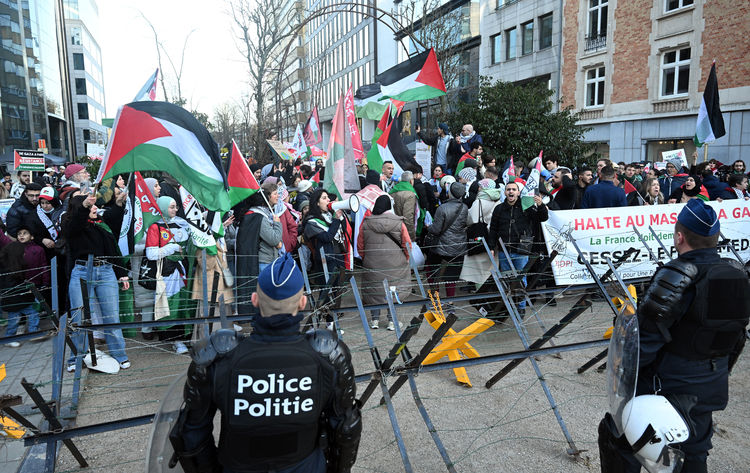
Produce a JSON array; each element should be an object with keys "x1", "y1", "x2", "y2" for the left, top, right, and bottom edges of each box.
[{"x1": 1, "y1": 123, "x2": 748, "y2": 371}]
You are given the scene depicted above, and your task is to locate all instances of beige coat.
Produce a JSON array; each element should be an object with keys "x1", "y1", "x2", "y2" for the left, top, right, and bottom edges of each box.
[
  {"x1": 191, "y1": 245, "x2": 234, "y2": 303},
  {"x1": 357, "y1": 213, "x2": 412, "y2": 306}
]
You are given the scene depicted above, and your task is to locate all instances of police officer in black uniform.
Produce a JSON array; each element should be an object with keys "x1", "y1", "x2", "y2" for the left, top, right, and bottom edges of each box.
[
  {"x1": 598, "y1": 198, "x2": 750, "y2": 472},
  {"x1": 170, "y1": 252, "x2": 361, "y2": 473}
]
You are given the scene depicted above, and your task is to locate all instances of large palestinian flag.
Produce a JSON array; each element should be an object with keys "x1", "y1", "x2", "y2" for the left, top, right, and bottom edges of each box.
[
  {"x1": 694, "y1": 63, "x2": 726, "y2": 147},
  {"x1": 353, "y1": 83, "x2": 405, "y2": 120},
  {"x1": 366, "y1": 106, "x2": 419, "y2": 177},
  {"x1": 377, "y1": 48, "x2": 447, "y2": 103},
  {"x1": 97, "y1": 101, "x2": 230, "y2": 211},
  {"x1": 225, "y1": 139, "x2": 259, "y2": 207}
]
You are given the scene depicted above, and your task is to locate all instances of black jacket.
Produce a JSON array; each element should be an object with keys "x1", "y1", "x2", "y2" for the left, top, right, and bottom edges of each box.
[
  {"x1": 488, "y1": 199, "x2": 548, "y2": 254},
  {"x1": 62, "y1": 203, "x2": 127, "y2": 278},
  {"x1": 550, "y1": 175, "x2": 577, "y2": 210}
]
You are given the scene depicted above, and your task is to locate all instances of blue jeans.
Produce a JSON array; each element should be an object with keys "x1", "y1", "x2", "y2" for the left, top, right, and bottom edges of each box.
[
  {"x1": 497, "y1": 253, "x2": 528, "y2": 310},
  {"x1": 6, "y1": 304, "x2": 39, "y2": 336},
  {"x1": 68, "y1": 263, "x2": 128, "y2": 365}
]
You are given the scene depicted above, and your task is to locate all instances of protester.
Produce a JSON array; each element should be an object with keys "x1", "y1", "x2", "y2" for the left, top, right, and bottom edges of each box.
[
  {"x1": 145, "y1": 196, "x2": 192, "y2": 353},
  {"x1": 416, "y1": 123, "x2": 459, "y2": 171},
  {"x1": 390, "y1": 171, "x2": 419, "y2": 240},
  {"x1": 59, "y1": 164, "x2": 91, "y2": 202},
  {"x1": 549, "y1": 167, "x2": 576, "y2": 210},
  {"x1": 0, "y1": 233, "x2": 43, "y2": 347},
  {"x1": 172, "y1": 253, "x2": 361, "y2": 473},
  {"x1": 696, "y1": 162, "x2": 725, "y2": 200},
  {"x1": 667, "y1": 175, "x2": 706, "y2": 203},
  {"x1": 488, "y1": 181, "x2": 548, "y2": 316},
  {"x1": 303, "y1": 189, "x2": 347, "y2": 327},
  {"x1": 9, "y1": 170, "x2": 31, "y2": 199},
  {"x1": 581, "y1": 165, "x2": 627, "y2": 209},
  {"x1": 144, "y1": 177, "x2": 161, "y2": 198},
  {"x1": 460, "y1": 179, "x2": 502, "y2": 287},
  {"x1": 425, "y1": 182, "x2": 468, "y2": 302},
  {"x1": 379, "y1": 161, "x2": 395, "y2": 193},
  {"x1": 5, "y1": 183, "x2": 43, "y2": 239},
  {"x1": 62, "y1": 194, "x2": 130, "y2": 371},
  {"x1": 357, "y1": 195, "x2": 410, "y2": 330},
  {"x1": 730, "y1": 159, "x2": 746, "y2": 175},
  {"x1": 253, "y1": 180, "x2": 283, "y2": 271},
  {"x1": 718, "y1": 173, "x2": 750, "y2": 200},
  {"x1": 658, "y1": 158, "x2": 688, "y2": 197},
  {"x1": 632, "y1": 177, "x2": 665, "y2": 206},
  {"x1": 455, "y1": 123, "x2": 483, "y2": 155},
  {"x1": 276, "y1": 183, "x2": 299, "y2": 253},
  {"x1": 598, "y1": 199, "x2": 749, "y2": 473}
]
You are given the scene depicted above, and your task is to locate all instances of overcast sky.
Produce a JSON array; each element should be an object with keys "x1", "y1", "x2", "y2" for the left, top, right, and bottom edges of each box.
[{"x1": 98, "y1": 0, "x2": 249, "y2": 118}]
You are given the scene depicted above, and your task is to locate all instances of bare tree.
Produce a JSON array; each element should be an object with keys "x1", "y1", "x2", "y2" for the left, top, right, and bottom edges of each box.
[
  {"x1": 229, "y1": 0, "x2": 294, "y2": 161},
  {"x1": 212, "y1": 102, "x2": 241, "y2": 146},
  {"x1": 394, "y1": 0, "x2": 467, "y2": 114}
]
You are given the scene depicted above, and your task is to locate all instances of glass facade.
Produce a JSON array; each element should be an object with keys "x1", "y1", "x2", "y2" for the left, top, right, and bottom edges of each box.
[{"x1": 0, "y1": 0, "x2": 70, "y2": 159}]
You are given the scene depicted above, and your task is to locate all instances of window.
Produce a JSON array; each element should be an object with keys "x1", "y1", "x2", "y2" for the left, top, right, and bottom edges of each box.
[
  {"x1": 521, "y1": 21, "x2": 534, "y2": 55},
  {"x1": 585, "y1": 66, "x2": 605, "y2": 107},
  {"x1": 505, "y1": 27, "x2": 516, "y2": 59},
  {"x1": 661, "y1": 48, "x2": 690, "y2": 97},
  {"x1": 77, "y1": 102, "x2": 88, "y2": 119},
  {"x1": 75, "y1": 78, "x2": 86, "y2": 95},
  {"x1": 491, "y1": 33, "x2": 502, "y2": 64},
  {"x1": 70, "y1": 26, "x2": 81, "y2": 45},
  {"x1": 73, "y1": 53, "x2": 84, "y2": 70},
  {"x1": 82, "y1": 129, "x2": 90, "y2": 141},
  {"x1": 665, "y1": 0, "x2": 693, "y2": 12},
  {"x1": 539, "y1": 13, "x2": 553, "y2": 50},
  {"x1": 587, "y1": 0, "x2": 608, "y2": 41}
]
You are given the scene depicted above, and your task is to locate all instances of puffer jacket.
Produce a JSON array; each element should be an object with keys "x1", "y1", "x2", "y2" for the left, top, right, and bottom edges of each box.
[
  {"x1": 426, "y1": 198, "x2": 467, "y2": 257},
  {"x1": 488, "y1": 199, "x2": 548, "y2": 254}
]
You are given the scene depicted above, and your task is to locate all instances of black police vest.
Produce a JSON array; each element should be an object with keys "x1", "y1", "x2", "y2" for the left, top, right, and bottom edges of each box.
[
  {"x1": 665, "y1": 260, "x2": 750, "y2": 360},
  {"x1": 213, "y1": 336, "x2": 335, "y2": 472}
]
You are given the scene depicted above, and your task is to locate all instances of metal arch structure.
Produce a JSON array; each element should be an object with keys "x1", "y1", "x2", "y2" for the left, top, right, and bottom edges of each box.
[{"x1": 272, "y1": 1, "x2": 428, "y2": 135}]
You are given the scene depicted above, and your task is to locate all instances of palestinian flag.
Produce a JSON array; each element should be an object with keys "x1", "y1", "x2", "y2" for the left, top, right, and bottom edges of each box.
[
  {"x1": 97, "y1": 101, "x2": 230, "y2": 211},
  {"x1": 303, "y1": 106, "x2": 322, "y2": 145},
  {"x1": 366, "y1": 106, "x2": 419, "y2": 177},
  {"x1": 697, "y1": 185, "x2": 710, "y2": 201},
  {"x1": 354, "y1": 83, "x2": 405, "y2": 120},
  {"x1": 377, "y1": 48, "x2": 447, "y2": 103},
  {"x1": 502, "y1": 156, "x2": 516, "y2": 184},
  {"x1": 694, "y1": 63, "x2": 725, "y2": 147},
  {"x1": 521, "y1": 154, "x2": 543, "y2": 210},
  {"x1": 323, "y1": 94, "x2": 360, "y2": 199},
  {"x1": 225, "y1": 140, "x2": 260, "y2": 207},
  {"x1": 455, "y1": 153, "x2": 474, "y2": 176},
  {"x1": 133, "y1": 68, "x2": 159, "y2": 101}
]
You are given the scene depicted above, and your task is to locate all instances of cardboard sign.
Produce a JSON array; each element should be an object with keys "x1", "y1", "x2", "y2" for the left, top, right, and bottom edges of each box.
[
  {"x1": 415, "y1": 140, "x2": 432, "y2": 176},
  {"x1": 14, "y1": 149, "x2": 44, "y2": 171},
  {"x1": 661, "y1": 149, "x2": 688, "y2": 169},
  {"x1": 267, "y1": 139, "x2": 296, "y2": 160}
]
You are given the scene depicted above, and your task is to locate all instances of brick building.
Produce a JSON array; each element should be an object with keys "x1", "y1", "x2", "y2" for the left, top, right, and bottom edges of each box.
[{"x1": 560, "y1": 0, "x2": 750, "y2": 164}]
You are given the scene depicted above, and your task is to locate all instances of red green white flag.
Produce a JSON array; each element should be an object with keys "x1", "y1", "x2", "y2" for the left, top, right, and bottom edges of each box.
[
  {"x1": 303, "y1": 106, "x2": 322, "y2": 146},
  {"x1": 378, "y1": 48, "x2": 447, "y2": 103},
  {"x1": 226, "y1": 140, "x2": 260, "y2": 207},
  {"x1": 96, "y1": 101, "x2": 230, "y2": 212},
  {"x1": 132, "y1": 171, "x2": 165, "y2": 244},
  {"x1": 323, "y1": 93, "x2": 360, "y2": 199}
]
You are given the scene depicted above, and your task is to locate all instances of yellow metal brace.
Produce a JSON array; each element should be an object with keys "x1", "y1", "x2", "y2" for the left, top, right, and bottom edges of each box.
[
  {"x1": 604, "y1": 284, "x2": 638, "y2": 340},
  {"x1": 422, "y1": 292, "x2": 494, "y2": 387},
  {"x1": 0, "y1": 364, "x2": 25, "y2": 439}
]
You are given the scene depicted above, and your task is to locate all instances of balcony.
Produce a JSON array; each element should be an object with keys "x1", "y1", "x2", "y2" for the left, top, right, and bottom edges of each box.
[{"x1": 584, "y1": 34, "x2": 607, "y2": 52}]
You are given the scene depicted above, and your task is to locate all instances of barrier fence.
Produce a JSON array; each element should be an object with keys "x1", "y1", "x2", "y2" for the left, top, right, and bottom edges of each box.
[{"x1": 0, "y1": 222, "x2": 746, "y2": 472}]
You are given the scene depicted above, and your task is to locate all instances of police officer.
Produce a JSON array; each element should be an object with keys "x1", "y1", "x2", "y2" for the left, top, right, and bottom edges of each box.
[
  {"x1": 170, "y1": 252, "x2": 361, "y2": 473},
  {"x1": 599, "y1": 199, "x2": 749, "y2": 472}
]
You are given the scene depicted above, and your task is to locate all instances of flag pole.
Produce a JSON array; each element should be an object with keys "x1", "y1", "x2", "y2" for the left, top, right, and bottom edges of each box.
[{"x1": 703, "y1": 143, "x2": 708, "y2": 163}]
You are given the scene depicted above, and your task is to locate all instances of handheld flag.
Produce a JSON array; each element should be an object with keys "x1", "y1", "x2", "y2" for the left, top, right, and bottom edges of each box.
[
  {"x1": 623, "y1": 179, "x2": 638, "y2": 195},
  {"x1": 303, "y1": 106, "x2": 322, "y2": 145},
  {"x1": 133, "y1": 68, "x2": 159, "y2": 102},
  {"x1": 132, "y1": 172, "x2": 166, "y2": 244},
  {"x1": 694, "y1": 62, "x2": 726, "y2": 147},
  {"x1": 291, "y1": 124, "x2": 306, "y2": 159},
  {"x1": 377, "y1": 48, "x2": 447, "y2": 103},
  {"x1": 365, "y1": 105, "x2": 419, "y2": 177},
  {"x1": 180, "y1": 186, "x2": 217, "y2": 249},
  {"x1": 502, "y1": 156, "x2": 516, "y2": 184},
  {"x1": 323, "y1": 93, "x2": 360, "y2": 199},
  {"x1": 344, "y1": 84, "x2": 365, "y2": 163},
  {"x1": 521, "y1": 153, "x2": 543, "y2": 210},
  {"x1": 97, "y1": 101, "x2": 230, "y2": 212},
  {"x1": 225, "y1": 140, "x2": 260, "y2": 207}
]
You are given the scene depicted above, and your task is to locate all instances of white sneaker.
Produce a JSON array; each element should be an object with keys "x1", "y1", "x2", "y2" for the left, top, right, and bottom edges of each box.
[
  {"x1": 387, "y1": 321, "x2": 404, "y2": 331},
  {"x1": 66, "y1": 363, "x2": 76, "y2": 372},
  {"x1": 8, "y1": 341, "x2": 20, "y2": 348},
  {"x1": 174, "y1": 341, "x2": 189, "y2": 354},
  {"x1": 119, "y1": 360, "x2": 131, "y2": 370},
  {"x1": 370, "y1": 320, "x2": 379, "y2": 329}
]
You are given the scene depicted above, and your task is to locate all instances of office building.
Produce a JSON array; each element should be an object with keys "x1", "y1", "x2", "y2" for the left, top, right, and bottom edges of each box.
[{"x1": 64, "y1": 0, "x2": 107, "y2": 157}]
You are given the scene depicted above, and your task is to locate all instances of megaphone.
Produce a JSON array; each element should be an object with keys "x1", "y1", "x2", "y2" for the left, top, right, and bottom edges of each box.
[{"x1": 328, "y1": 195, "x2": 360, "y2": 213}]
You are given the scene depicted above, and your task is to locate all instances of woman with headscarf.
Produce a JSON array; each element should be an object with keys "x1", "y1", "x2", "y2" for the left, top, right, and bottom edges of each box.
[
  {"x1": 144, "y1": 177, "x2": 161, "y2": 198},
  {"x1": 61, "y1": 193, "x2": 130, "y2": 371},
  {"x1": 145, "y1": 196, "x2": 192, "y2": 353},
  {"x1": 357, "y1": 195, "x2": 410, "y2": 330},
  {"x1": 425, "y1": 182, "x2": 468, "y2": 302},
  {"x1": 275, "y1": 181, "x2": 299, "y2": 253},
  {"x1": 133, "y1": 177, "x2": 162, "y2": 340},
  {"x1": 667, "y1": 175, "x2": 708, "y2": 203},
  {"x1": 302, "y1": 189, "x2": 347, "y2": 328}
]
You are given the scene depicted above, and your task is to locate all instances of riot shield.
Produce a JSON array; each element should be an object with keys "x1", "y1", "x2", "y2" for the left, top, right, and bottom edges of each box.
[
  {"x1": 146, "y1": 373, "x2": 186, "y2": 473},
  {"x1": 606, "y1": 312, "x2": 639, "y2": 436}
]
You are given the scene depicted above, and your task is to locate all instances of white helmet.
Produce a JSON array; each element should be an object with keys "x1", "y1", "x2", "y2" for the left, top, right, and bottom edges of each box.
[{"x1": 622, "y1": 395, "x2": 689, "y2": 473}]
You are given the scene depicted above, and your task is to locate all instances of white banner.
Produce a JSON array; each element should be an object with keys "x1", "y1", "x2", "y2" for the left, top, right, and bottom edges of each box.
[{"x1": 541, "y1": 200, "x2": 750, "y2": 285}]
